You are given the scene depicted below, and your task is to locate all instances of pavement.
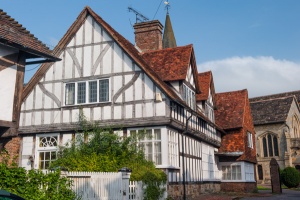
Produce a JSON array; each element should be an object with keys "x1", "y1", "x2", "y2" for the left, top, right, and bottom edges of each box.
[{"x1": 191, "y1": 185, "x2": 300, "y2": 200}]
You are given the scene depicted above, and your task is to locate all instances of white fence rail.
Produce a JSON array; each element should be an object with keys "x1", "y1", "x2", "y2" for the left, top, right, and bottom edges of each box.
[
  {"x1": 129, "y1": 181, "x2": 143, "y2": 200},
  {"x1": 64, "y1": 171, "x2": 145, "y2": 200},
  {"x1": 66, "y1": 171, "x2": 124, "y2": 200}
]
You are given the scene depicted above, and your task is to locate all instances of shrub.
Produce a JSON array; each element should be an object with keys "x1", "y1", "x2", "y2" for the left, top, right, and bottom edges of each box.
[
  {"x1": 0, "y1": 163, "x2": 78, "y2": 200},
  {"x1": 281, "y1": 167, "x2": 300, "y2": 188}
]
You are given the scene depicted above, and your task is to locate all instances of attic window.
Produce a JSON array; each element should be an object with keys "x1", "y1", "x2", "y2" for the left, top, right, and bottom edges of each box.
[
  {"x1": 247, "y1": 132, "x2": 253, "y2": 148},
  {"x1": 65, "y1": 79, "x2": 110, "y2": 106},
  {"x1": 182, "y1": 84, "x2": 195, "y2": 110}
]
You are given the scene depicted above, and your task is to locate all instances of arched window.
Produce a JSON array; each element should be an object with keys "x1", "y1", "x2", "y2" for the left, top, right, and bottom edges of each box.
[
  {"x1": 292, "y1": 115, "x2": 300, "y2": 138},
  {"x1": 262, "y1": 133, "x2": 279, "y2": 157}
]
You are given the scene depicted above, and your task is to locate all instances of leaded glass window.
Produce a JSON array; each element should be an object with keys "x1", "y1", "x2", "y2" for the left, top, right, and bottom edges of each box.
[
  {"x1": 65, "y1": 83, "x2": 75, "y2": 105},
  {"x1": 89, "y1": 81, "x2": 97, "y2": 103},
  {"x1": 77, "y1": 82, "x2": 86, "y2": 104},
  {"x1": 99, "y1": 79, "x2": 109, "y2": 102}
]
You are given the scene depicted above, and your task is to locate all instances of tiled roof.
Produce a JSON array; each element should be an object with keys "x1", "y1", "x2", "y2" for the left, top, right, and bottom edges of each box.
[
  {"x1": 22, "y1": 6, "x2": 184, "y2": 106},
  {"x1": 141, "y1": 45, "x2": 192, "y2": 81},
  {"x1": 250, "y1": 96, "x2": 293, "y2": 125},
  {"x1": 197, "y1": 71, "x2": 214, "y2": 101},
  {"x1": 0, "y1": 9, "x2": 58, "y2": 61},
  {"x1": 215, "y1": 90, "x2": 248, "y2": 130},
  {"x1": 250, "y1": 90, "x2": 300, "y2": 103}
]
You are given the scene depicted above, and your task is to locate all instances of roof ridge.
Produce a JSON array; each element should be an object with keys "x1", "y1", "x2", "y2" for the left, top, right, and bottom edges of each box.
[
  {"x1": 142, "y1": 44, "x2": 193, "y2": 54},
  {"x1": 250, "y1": 90, "x2": 300, "y2": 100},
  {"x1": 250, "y1": 95, "x2": 295, "y2": 103}
]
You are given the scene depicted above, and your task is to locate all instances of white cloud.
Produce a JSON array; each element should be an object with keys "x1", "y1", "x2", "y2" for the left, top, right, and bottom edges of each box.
[{"x1": 198, "y1": 56, "x2": 300, "y2": 98}]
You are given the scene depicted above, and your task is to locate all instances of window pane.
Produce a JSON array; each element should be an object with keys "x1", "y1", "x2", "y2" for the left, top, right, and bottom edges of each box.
[
  {"x1": 99, "y1": 79, "x2": 109, "y2": 102},
  {"x1": 154, "y1": 129, "x2": 161, "y2": 140},
  {"x1": 154, "y1": 141, "x2": 162, "y2": 165},
  {"x1": 268, "y1": 134, "x2": 273, "y2": 157},
  {"x1": 89, "y1": 81, "x2": 97, "y2": 103},
  {"x1": 77, "y1": 82, "x2": 86, "y2": 104},
  {"x1": 273, "y1": 136, "x2": 279, "y2": 156},
  {"x1": 263, "y1": 137, "x2": 268, "y2": 157},
  {"x1": 65, "y1": 83, "x2": 75, "y2": 105}
]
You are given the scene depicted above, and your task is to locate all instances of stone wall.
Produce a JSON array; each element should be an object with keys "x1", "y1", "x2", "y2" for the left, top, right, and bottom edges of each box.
[
  {"x1": 221, "y1": 182, "x2": 257, "y2": 193},
  {"x1": 168, "y1": 182, "x2": 220, "y2": 199}
]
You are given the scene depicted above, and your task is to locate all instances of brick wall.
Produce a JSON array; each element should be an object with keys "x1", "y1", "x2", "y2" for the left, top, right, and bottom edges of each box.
[
  {"x1": 133, "y1": 20, "x2": 163, "y2": 52},
  {"x1": 221, "y1": 182, "x2": 257, "y2": 193},
  {"x1": 0, "y1": 137, "x2": 20, "y2": 165},
  {"x1": 168, "y1": 182, "x2": 220, "y2": 199}
]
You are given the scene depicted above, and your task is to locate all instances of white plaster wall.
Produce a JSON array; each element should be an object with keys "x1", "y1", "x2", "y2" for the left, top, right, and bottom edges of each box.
[
  {"x1": 20, "y1": 136, "x2": 34, "y2": 170},
  {"x1": 0, "y1": 65, "x2": 17, "y2": 121}
]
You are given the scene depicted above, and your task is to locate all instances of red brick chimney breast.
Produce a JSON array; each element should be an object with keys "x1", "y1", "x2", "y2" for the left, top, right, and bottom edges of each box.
[{"x1": 133, "y1": 20, "x2": 163, "y2": 52}]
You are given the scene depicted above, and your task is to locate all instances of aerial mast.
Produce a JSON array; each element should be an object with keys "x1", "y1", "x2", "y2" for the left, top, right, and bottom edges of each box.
[{"x1": 128, "y1": 7, "x2": 149, "y2": 23}]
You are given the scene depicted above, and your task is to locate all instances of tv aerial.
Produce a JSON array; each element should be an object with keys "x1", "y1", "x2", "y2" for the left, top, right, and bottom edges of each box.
[{"x1": 128, "y1": 7, "x2": 149, "y2": 23}]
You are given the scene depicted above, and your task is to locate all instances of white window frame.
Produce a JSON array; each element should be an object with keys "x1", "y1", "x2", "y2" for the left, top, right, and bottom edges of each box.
[
  {"x1": 182, "y1": 83, "x2": 196, "y2": 110},
  {"x1": 35, "y1": 133, "x2": 59, "y2": 170},
  {"x1": 247, "y1": 131, "x2": 253, "y2": 148},
  {"x1": 220, "y1": 161, "x2": 255, "y2": 182},
  {"x1": 128, "y1": 128, "x2": 162, "y2": 165},
  {"x1": 64, "y1": 78, "x2": 110, "y2": 106}
]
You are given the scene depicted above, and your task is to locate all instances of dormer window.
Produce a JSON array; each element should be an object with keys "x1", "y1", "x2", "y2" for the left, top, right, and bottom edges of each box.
[{"x1": 182, "y1": 84, "x2": 195, "y2": 110}]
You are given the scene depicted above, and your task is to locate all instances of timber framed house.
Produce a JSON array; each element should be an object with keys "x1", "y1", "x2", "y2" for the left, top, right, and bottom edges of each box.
[{"x1": 17, "y1": 6, "x2": 256, "y2": 197}]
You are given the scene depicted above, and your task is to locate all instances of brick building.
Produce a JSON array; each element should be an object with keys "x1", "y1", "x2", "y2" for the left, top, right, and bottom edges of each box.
[{"x1": 214, "y1": 89, "x2": 257, "y2": 192}]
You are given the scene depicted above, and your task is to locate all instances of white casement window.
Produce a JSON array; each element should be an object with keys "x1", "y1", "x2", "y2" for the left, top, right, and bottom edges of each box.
[
  {"x1": 247, "y1": 132, "x2": 253, "y2": 148},
  {"x1": 65, "y1": 79, "x2": 109, "y2": 105},
  {"x1": 168, "y1": 130, "x2": 179, "y2": 167},
  {"x1": 130, "y1": 129, "x2": 162, "y2": 165},
  {"x1": 182, "y1": 84, "x2": 195, "y2": 110},
  {"x1": 36, "y1": 134, "x2": 59, "y2": 170},
  {"x1": 222, "y1": 164, "x2": 242, "y2": 180}
]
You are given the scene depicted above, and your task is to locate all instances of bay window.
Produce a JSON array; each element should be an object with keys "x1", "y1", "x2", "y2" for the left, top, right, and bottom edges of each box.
[{"x1": 130, "y1": 128, "x2": 162, "y2": 165}]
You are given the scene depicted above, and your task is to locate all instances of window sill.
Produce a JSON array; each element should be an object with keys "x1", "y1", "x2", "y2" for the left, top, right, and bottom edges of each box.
[{"x1": 62, "y1": 102, "x2": 112, "y2": 109}]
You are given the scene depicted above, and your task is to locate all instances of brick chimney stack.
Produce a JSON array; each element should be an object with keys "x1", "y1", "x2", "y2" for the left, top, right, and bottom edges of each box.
[{"x1": 133, "y1": 20, "x2": 163, "y2": 52}]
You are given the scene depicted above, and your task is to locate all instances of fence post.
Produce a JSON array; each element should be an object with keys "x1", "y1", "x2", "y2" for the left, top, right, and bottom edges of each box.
[{"x1": 118, "y1": 167, "x2": 132, "y2": 200}]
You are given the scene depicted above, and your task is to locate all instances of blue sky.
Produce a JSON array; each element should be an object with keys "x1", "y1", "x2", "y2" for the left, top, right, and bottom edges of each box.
[{"x1": 1, "y1": 0, "x2": 300, "y2": 97}]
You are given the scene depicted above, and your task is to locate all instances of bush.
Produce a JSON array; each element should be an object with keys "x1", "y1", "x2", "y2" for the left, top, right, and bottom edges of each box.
[
  {"x1": 0, "y1": 163, "x2": 78, "y2": 200},
  {"x1": 281, "y1": 167, "x2": 300, "y2": 188}
]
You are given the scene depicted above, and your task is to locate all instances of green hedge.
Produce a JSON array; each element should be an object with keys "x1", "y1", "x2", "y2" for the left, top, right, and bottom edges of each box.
[
  {"x1": 0, "y1": 164, "x2": 78, "y2": 200},
  {"x1": 281, "y1": 167, "x2": 300, "y2": 188}
]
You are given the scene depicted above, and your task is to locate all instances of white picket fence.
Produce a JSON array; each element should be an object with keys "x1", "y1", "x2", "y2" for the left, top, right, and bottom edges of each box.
[
  {"x1": 65, "y1": 171, "x2": 143, "y2": 200},
  {"x1": 129, "y1": 181, "x2": 143, "y2": 200}
]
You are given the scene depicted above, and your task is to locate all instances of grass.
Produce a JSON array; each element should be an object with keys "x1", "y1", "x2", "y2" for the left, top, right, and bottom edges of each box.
[{"x1": 257, "y1": 185, "x2": 271, "y2": 190}]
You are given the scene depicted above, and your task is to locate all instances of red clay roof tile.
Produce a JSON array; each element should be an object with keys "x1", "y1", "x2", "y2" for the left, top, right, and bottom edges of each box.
[
  {"x1": 0, "y1": 9, "x2": 57, "y2": 61},
  {"x1": 215, "y1": 90, "x2": 248, "y2": 130},
  {"x1": 197, "y1": 71, "x2": 212, "y2": 101},
  {"x1": 141, "y1": 45, "x2": 192, "y2": 81}
]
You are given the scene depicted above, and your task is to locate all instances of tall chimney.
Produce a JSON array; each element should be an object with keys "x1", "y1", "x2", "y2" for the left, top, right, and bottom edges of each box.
[{"x1": 133, "y1": 20, "x2": 163, "y2": 52}]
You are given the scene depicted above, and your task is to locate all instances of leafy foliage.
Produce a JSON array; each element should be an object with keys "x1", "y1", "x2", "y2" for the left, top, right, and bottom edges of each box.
[
  {"x1": 281, "y1": 167, "x2": 300, "y2": 188},
  {"x1": 51, "y1": 112, "x2": 167, "y2": 200},
  {"x1": 0, "y1": 163, "x2": 78, "y2": 200}
]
